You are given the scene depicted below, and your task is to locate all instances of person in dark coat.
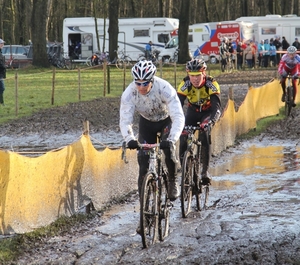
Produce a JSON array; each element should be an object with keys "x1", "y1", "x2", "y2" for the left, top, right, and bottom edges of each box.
[
  {"x1": 0, "y1": 38, "x2": 6, "y2": 106},
  {"x1": 282, "y1": 36, "x2": 290, "y2": 51}
]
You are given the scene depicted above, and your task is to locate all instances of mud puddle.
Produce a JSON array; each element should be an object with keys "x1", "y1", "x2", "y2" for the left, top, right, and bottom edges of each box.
[{"x1": 14, "y1": 136, "x2": 300, "y2": 265}]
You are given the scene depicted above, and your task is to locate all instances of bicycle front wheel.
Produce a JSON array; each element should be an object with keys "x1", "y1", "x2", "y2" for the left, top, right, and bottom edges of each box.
[
  {"x1": 158, "y1": 174, "x2": 170, "y2": 241},
  {"x1": 180, "y1": 151, "x2": 193, "y2": 218},
  {"x1": 123, "y1": 56, "x2": 133, "y2": 67},
  {"x1": 140, "y1": 172, "x2": 158, "y2": 248},
  {"x1": 116, "y1": 58, "x2": 124, "y2": 69}
]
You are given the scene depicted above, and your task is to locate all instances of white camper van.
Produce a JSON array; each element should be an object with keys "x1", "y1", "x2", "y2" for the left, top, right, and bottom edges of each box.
[
  {"x1": 157, "y1": 23, "x2": 209, "y2": 63},
  {"x1": 158, "y1": 21, "x2": 254, "y2": 64},
  {"x1": 62, "y1": 17, "x2": 179, "y2": 61},
  {"x1": 236, "y1": 14, "x2": 300, "y2": 44}
]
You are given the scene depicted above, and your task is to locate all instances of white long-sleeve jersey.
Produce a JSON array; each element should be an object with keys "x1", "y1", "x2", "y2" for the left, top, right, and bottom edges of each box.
[{"x1": 119, "y1": 76, "x2": 185, "y2": 143}]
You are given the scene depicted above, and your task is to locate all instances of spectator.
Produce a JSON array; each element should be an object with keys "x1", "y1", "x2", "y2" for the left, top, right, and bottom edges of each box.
[
  {"x1": 250, "y1": 40, "x2": 257, "y2": 68},
  {"x1": 263, "y1": 39, "x2": 270, "y2": 68},
  {"x1": 257, "y1": 40, "x2": 265, "y2": 67},
  {"x1": 269, "y1": 39, "x2": 277, "y2": 67},
  {"x1": 145, "y1": 41, "x2": 153, "y2": 60},
  {"x1": 273, "y1": 35, "x2": 282, "y2": 66},
  {"x1": 219, "y1": 37, "x2": 229, "y2": 72},
  {"x1": 292, "y1": 38, "x2": 300, "y2": 50},
  {"x1": 236, "y1": 41, "x2": 244, "y2": 70},
  {"x1": 0, "y1": 38, "x2": 6, "y2": 106},
  {"x1": 228, "y1": 38, "x2": 236, "y2": 67},
  {"x1": 244, "y1": 42, "x2": 253, "y2": 68},
  {"x1": 282, "y1": 36, "x2": 290, "y2": 51}
]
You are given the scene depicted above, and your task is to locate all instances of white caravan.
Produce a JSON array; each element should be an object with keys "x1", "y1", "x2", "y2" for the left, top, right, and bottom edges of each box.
[
  {"x1": 235, "y1": 14, "x2": 300, "y2": 44},
  {"x1": 158, "y1": 21, "x2": 254, "y2": 64},
  {"x1": 62, "y1": 17, "x2": 179, "y2": 61}
]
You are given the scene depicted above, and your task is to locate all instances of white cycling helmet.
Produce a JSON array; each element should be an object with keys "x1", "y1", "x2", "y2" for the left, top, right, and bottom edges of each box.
[
  {"x1": 131, "y1": 60, "x2": 157, "y2": 81},
  {"x1": 287, "y1": 46, "x2": 297, "y2": 54}
]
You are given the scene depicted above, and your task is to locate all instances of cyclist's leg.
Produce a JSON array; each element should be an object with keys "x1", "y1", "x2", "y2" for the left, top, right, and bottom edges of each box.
[
  {"x1": 199, "y1": 120, "x2": 212, "y2": 185},
  {"x1": 280, "y1": 72, "x2": 287, "y2": 102},
  {"x1": 137, "y1": 116, "x2": 160, "y2": 197},
  {"x1": 160, "y1": 117, "x2": 180, "y2": 201},
  {"x1": 292, "y1": 78, "x2": 298, "y2": 107},
  {"x1": 0, "y1": 80, "x2": 5, "y2": 105},
  {"x1": 179, "y1": 132, "x2": 188, "y2": 166},
  {"x1": 137, "y1": 152, "x2": 150, "y2": 197}
]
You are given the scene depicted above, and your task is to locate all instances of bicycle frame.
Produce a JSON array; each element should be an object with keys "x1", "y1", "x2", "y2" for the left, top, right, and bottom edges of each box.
[
  {"x1": 121, "y1": 141, "x2": 173, "y2": 248},
  {"x1": 180, "y1": 124, "x2": 210, "y2": 218},
  {"x1": 138, "y1": 143, "x2": 170, "y2": 248},
  {"x1": 284, "y1": 74, "x2": 295, "y2": 117}
]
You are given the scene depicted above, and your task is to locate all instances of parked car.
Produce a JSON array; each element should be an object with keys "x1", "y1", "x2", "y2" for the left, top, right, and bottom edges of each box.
[{"x1": 2, "y1": 45, "x2": 32, "y2": 68}]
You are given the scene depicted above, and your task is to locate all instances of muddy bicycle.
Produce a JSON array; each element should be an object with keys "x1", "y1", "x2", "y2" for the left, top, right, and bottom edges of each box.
[
  {"x1": 122, "y1": 138, "x2": 176, "y2": 248},
  {"x1": 283, "y1": 74, "x2": 298, "y2": 117},
  {"x1": 180, "y1": 123, "x2": 210, "y2": 218}
]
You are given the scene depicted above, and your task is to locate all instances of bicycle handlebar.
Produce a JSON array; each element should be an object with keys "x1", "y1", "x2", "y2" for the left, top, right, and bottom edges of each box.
[
  {"x1": 121, "y1": 141, "x2": 178, "y2": 164},
  {"x1": 183, "y1": 121, "x2": 212, "y2": 133},
  {"x1": 138, "y1": 143, "x2": 160, "y2": 149}
]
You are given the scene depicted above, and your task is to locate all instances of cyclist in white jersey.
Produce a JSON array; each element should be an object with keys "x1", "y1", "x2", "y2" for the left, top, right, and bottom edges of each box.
[
  {"x1": 278, "y1": 45, "x2": 300, "y2": 107},
  {"x1": 119, "y1": 60, "x2": 185, "y2": 202}
]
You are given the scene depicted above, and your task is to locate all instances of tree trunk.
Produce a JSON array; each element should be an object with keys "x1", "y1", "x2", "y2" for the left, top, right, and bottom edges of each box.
[
  {"x1": 31, "y1": 0, "x2": 50, "y2": 67},
  {"x1": 178, "y1": 0, "x2": 191, "y2": 63},
  {"x1": 108, "y1": 0, "x2": 120, "y2": 62}
]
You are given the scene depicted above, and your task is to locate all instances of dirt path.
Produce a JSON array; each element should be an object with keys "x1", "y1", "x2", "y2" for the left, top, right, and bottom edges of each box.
[{"x1": 2, "y1": 69, "x2": 300, "y2": 264}]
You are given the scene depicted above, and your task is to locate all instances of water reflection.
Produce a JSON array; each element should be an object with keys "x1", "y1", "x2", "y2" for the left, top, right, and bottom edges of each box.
[{"x1": 211, "y1": 145, "x2": 300, "y2": 176}]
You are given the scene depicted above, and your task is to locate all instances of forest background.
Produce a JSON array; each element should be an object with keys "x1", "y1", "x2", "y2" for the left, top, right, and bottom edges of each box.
[{"x1": 0, "y1": 0, "x2": 300, "y2": 66}]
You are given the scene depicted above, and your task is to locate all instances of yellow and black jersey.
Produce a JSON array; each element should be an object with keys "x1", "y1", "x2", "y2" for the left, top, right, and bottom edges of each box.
[{"x1": 177, "y1": 75, "x2": 221, "y2": 111}]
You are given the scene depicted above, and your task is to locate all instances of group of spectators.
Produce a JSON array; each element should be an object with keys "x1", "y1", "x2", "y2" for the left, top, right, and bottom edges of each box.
[{"x1": 219, "y1": 35, "x2": 300, "y2": 70}]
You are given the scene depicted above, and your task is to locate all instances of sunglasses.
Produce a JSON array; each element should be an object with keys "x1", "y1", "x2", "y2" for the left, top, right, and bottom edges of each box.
[{"x1": 135, "y1": 81, "x2": 150, "y2": 87}]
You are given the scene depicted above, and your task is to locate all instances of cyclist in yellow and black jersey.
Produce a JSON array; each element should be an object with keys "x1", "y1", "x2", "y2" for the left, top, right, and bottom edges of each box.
[{"x1": 177, "y1": 58, "x2": 221, "y2": 185}]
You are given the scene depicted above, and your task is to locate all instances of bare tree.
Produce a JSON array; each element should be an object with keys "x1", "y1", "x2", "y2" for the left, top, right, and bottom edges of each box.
[
  {"x1": 31, "y1": 0, "x2": 49, "y2": 67},
  {"x1": 177, "y1": 0, "x2": 191, "y2": 63},
  {"x1": 108, "y1": 0, "x2": 120, "y2": 62}
]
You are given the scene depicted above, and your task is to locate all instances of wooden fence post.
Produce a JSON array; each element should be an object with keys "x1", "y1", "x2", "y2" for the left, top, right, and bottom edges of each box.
[
  {"x1": 15, "y1": 71, "x2": 18, "y2": 116},
  {"x1": 107, "y1": 63, "x2": 110, "y2": 94},
  {"x1": 174, "y1": 62, "x2": 177, "y2": 88},
  {"x1": 123, "y1": 62, "x2": 126, "y2": 91},
  {"x1": 103, "y1": 61, "x2": 107, "y2": 96},
  {"x1": 51, "y1": 67, "x2": 55, "y2": 105},
  {"x1": 78, "y1": 68, "x2": 81, "y2": 101},
  {"x1": 83, "y1": 120, "x2": 89, "y2": 135}
]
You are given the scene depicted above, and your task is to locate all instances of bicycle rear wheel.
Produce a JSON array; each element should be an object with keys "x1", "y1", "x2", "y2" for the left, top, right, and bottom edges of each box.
[
  {"x1": 85, "y1": 56, "x2": 92, "y2": 67},
  {"x1": 158, "y1": 174, "x2": 170, "y2": 241},
  {"x1": 180, "y1": 151, "x2": 193, "y2": 218},
  {"x1": 116, "y1": 58, "x2": 124, "y2": 69},
  {"x1": 285, "y1": 86, "x2": 293, "y2": 117},
  {"x1": 140, "y1": 172, "x2": 158, "y2": 248}
]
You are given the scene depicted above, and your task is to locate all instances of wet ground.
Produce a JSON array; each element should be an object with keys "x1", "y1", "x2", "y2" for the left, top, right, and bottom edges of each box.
[
  {"x1": 2, "y1": 69, "x2": 300, "y2": 264},
  {"x1": 12, "y1": 136, "x2": 300, "y2": 265}
]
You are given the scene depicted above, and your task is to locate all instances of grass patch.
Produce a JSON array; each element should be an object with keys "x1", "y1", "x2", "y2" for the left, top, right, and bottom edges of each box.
[
  {"x1": 0, "y1": 213, "x2": 94, "y2": 263},
  {"x1": 237, "y1": 112, "x2": 284, "y2": 141},
  {"x1": 1, "y1": 63, "x2": 222, "y2": 125}
]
